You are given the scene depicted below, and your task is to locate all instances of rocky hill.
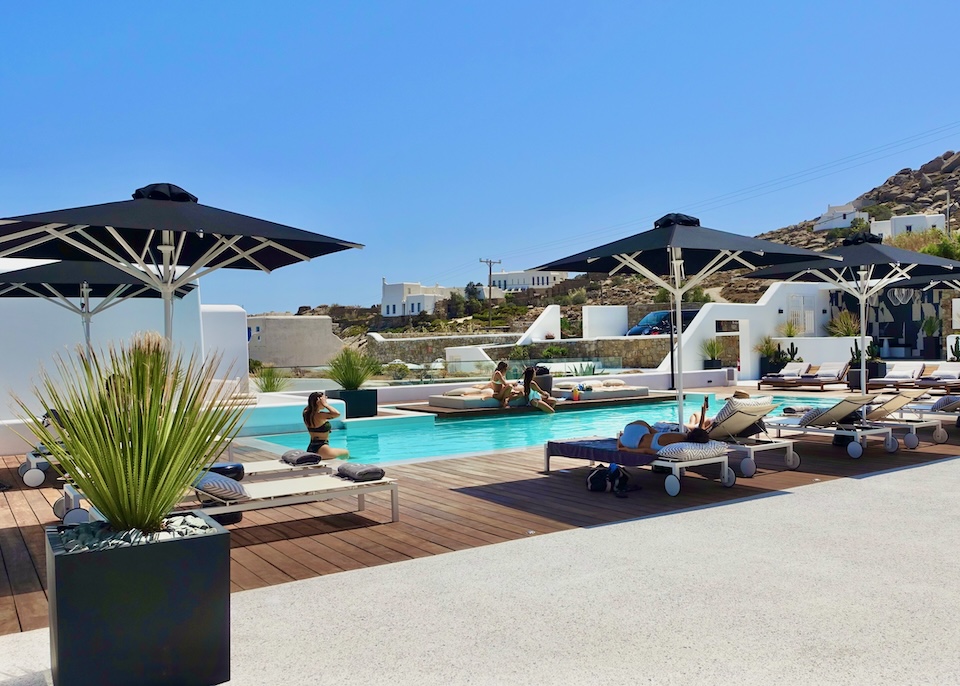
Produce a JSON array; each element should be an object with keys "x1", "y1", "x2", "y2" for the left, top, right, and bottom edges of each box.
[{"x1": 270, "y1": 151, "x2": 960, "y2": 332}]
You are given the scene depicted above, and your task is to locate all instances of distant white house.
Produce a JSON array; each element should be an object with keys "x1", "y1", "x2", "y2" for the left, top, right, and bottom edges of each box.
[
  {"x1": 871, "y1": 213, "x2": 945, "y2": 241},
  {"x1": 380, "y1": 279, "x2": 505, "y2": 318},
  {"x1": 812, "y1": 203, "x2": 870, "y2": 231},
  {"x1": 489, "y1": 269, "x2": 567, "y2": 292}
]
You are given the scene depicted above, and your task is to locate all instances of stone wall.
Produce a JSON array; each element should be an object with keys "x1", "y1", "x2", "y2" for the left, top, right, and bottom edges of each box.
[
  {"x1": 247, "y1": 315, "x2": 343, "y2": 367},
  {"x1": 485, "y1": 338, "x2": 672, "y2": 369},
  {"x1": 365, "y1": 334, "x2": 518, "y2": 363}
]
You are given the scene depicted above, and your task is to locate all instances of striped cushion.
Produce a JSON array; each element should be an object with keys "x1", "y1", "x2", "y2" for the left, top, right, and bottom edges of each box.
[
  {"x1": 657, "y1": 440, "x2": 726, "y2": 460},
  {"x1": 798, "y1": 408, "x2": 826, "y2": 426},
  {"x1": 195, "y1": 473, "x2": 249, "y2": 502},
  {"x1": 931, "y1": 395, "x2": 960, "y2": 412},
  {"x1": 712, "y1": 395, "x2": 773, "y2": 426}
]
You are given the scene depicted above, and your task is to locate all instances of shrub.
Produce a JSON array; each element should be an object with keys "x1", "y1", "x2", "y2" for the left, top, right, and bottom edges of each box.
[
  {"x1": 541, "y1": 345, "x2": 568, "y2": 359},
  {"x1": 777, "y1": 320, "x2": 800, "y2": 337},
  {"x1": 325, "y1": 348, "x2": 382, "y2": 390},
  {"x1": 248, "y1": 358, "x2": 263, "y2": 374},
  {"x1": 699, "y1": 337, "x2": 724, "y2": 360},
  {"x1": 384, "y1": 362, "x2": 410, "y2": 380},
  {"x1": 922, "y1": 316, "x2": 941, "y2": 337},
  {"x1": 753, "y1": 335, "x2": 778, "y2": 358},
  {"x1": 508, "y1": 345, "x2": 530, "y2": 360},
  {"x1": 825, "y1": 310, "x2": 860, "y2": 337},
  {"x1": 253, "y1": 366, "x2": 292, "y2": 393},
  {"x1": 15, "y1": 332, "x2": 246, "y2": 533}
]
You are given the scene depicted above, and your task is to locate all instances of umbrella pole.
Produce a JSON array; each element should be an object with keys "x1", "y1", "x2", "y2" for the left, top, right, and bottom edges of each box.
[
  {"x1": 672, "y1": 248, "x2": 685, "y2": 426},
  {"x1": 163, "y1": 290, "x2": 173, "y2": 341},
  {"x1": 860, "y1": 295, "x2": 868, "y2": 395},
  {"x1": 81, "y1": 282, "x2": 92, "y2": 353}
]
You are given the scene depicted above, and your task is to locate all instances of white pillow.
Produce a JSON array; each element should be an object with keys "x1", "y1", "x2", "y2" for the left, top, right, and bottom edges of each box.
[
  {"x1": 931, "y1": 395, "x2": 960, "y2": 411},
  {"x1": 884, "y1": 370, "x2": 915, "y2": 380},
  {"x1": 195, "y1": 473, "x2": 249, "y2": 502},
  {"x1": 602, "y1": 379, "x2": 626, "y2": 387},
  {"x1": 798, "y1": 408, "x2": 826, "y2": 426},
  {"x1": 657, "y1": 440, "x2": 727, "y2": 461}
]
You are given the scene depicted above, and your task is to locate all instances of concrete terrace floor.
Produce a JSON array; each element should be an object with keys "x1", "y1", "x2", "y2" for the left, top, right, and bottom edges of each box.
[{"x1": 1, "y1": 385, "x2": 959, "y2": 684}]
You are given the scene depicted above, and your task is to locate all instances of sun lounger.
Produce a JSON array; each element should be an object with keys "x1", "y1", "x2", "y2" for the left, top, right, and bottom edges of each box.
[
  {"x1": 765, "y1": 394, "x2": 898, "y2": 458},
  {"x1": 551, "y1": 379, "x2": 650, "y2": 400},
  {"x1": 195, "y1": 472, "x2": 399, "y2": 522},
  {"x1": 865, "y1": 362, "x2": 925, "y2": 391},
  {"x1": 756, "y1": 362, "x2": 810, "y2": 390},
  {"x1": 913, "y1": 362, "x2": 960, "y2": 393},
  {"x1": 860, "y1": 389, "x2": 948, "y2": 449},
  {"x1": 784, "y1": 362, "x2": 849, "y2": 391},
  {"x1": 544, "y1": 434, "x2": 736, "y2": 497},
  {"x1": 705, "y1": 403, "x2": 799, "y2": 476}
]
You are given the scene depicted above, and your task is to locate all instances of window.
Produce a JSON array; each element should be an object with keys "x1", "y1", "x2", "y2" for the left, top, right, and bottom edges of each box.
[
  {"x1": 906, "y1": 225, "x2": 913, "y2": 233},
  {"x1": 255, "y1": 326, "x2": 260, "y2": 332},
  {"x1": 392, "y1": 304, "x2": 396, "y2": 314}
]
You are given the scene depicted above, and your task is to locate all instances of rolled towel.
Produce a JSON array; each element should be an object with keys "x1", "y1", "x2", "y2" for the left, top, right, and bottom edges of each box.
[
  {"x1": 781, "y1": 405, "x2": 815, "y2": 416},
  {"x1": 282, "y1": 450, "x2": 322, "y2": 466},
  {"x1": 338, "y1": 463, "x2": 386, "y2": 482}
]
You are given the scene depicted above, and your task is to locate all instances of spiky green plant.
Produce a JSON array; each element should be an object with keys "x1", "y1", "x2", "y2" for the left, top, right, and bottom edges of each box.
[
  {"x1": 825, "y1": 310, "x2": 860, "y2": 337},
  {"x1": 325, "y1": 347, "x2": 381, "y2": 390},
  {"x1": 252, "y1": 365, "x2": 292, "y2": 392},
  {"x1": 14, "y1": 332, "x2": 246, "y2": 533},
  {"x1": 699, "y1": 337, "x2": 724, "y2": 360}
]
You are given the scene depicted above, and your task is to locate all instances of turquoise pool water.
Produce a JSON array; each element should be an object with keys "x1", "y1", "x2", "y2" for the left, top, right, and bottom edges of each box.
[{"x1": 253, "y1": 393, "x2": 837, "y2": 466}]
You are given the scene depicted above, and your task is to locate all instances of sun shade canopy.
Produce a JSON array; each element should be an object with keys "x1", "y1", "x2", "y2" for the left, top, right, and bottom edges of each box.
[
  {"x1": 532, "y1": 213, "x2": 834, "y2": 424},
  {"x1": 0, "y1": 183, "x2": 363, "y2": 338}
]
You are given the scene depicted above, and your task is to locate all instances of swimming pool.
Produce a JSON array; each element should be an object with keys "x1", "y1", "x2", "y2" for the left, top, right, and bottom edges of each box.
[{"x1": 252, "y1": 393, "x2": 837, "y2": 466}]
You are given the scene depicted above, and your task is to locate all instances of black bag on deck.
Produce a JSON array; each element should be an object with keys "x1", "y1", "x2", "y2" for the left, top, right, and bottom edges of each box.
[{"x1": 587, "y1": 464, "x2": 610, "y2": 492}]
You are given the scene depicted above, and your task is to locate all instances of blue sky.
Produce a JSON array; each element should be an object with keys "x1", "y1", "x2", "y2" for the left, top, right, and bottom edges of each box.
[{"x1": 2, "y1": 1, "x2": 959, "y2": 314}]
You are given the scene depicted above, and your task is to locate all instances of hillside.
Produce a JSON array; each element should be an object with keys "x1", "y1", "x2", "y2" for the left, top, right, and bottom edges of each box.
[{"x1": 271, "y1": 150, "x2": 960, "y2": 333}]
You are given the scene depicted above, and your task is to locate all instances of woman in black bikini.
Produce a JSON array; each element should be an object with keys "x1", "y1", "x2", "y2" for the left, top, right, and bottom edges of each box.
[{"x1": 302, "y1": 391, "x2": 349, "y2": 460}]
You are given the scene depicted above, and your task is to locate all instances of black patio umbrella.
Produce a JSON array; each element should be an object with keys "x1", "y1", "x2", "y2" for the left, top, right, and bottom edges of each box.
[
  {"x1": 0, "y1": 261, "x2": 196, "y2": 349},
  {"x1": 532, "y1": 213, "x2": 832, "y2": 424},
  {"x1": 0, "y1": 183, "x2": 363, "y2": 338},
  {"x1": 748, "y1": 233, "x2": 960, "y2": 394}
]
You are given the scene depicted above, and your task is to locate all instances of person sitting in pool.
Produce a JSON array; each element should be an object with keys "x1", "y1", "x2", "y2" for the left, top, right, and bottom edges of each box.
[
  {"x1": 302, "y1": 391, "x2": 349, "y2": 459},
  {"x1": 515, "y1": 366, "x2": 556, "y2": 413},
  {"x1": 686, "y1": 390, "x2": 751, "y2": 430}
]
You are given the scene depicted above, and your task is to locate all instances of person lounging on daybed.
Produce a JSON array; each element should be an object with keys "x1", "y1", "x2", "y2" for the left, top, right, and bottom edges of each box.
[
  {"x1": 765, "y1": 394, "x2": 898, "y2": 458},
  {"x1": 543, "y1": 409, "x2": 737, "y2": 496}
]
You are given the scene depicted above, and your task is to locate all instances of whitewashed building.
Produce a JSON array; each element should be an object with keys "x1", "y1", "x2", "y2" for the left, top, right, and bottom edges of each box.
[
  {"x1": 489, "y1": 269, "x2": 567, "y2": 292},
  {"x1": 812, "y1": 203, "x2": 870, "y2": 231},
  {"x1": 870, "y1": 213, "x2": 945, "y2": 241},
  {"x1": 380, "y1": 279, "x2": 505, "y2": 318}
]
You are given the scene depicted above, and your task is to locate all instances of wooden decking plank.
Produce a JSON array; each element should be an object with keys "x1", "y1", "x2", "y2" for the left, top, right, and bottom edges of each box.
[
  {"x1": 229, "y1": 546, "x2": 297, "y2": 586},
  {"x1": 229, "y1": 557, "x2": 271, "y2": 591}
]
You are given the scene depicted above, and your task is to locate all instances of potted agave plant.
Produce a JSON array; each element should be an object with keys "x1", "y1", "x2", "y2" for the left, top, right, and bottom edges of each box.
[
  {"x1": 324, "y1": 347, "x2": 382, "y2": 418},
  {"x1": 700, "y1": 337, "x2": 724, "y2": 370},
  {"x1": 16, "y1": 332, "x2": 245, "y2": 686}
]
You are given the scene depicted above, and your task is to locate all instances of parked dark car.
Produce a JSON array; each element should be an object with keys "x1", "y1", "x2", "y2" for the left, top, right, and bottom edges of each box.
[{"x1": 627, "y1": 310, "x2": 698, "y2": 336}]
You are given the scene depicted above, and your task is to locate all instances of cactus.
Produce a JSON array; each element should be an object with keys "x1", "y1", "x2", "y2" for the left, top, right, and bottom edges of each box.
[
  {"x1": 951, "y1": 338, "x2": 960, "y2": 362},
  {"x1": 849, "y1": 341, "x2": 862, "y2": 365},
  {"x1": 866, "y1": 341, "x2": 882, "y2": 361},
  {"x1": 785, "y1": 341, "x2": 800, "y2": 362}
]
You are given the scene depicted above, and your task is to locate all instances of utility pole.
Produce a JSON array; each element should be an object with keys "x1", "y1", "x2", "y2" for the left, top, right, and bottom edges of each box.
[
  {"x1": 479, "y1": 258, "x2": 501, "y2": 327},
  {"x1": 947, "y1": 190, "x2": 952, "y2": 237}
]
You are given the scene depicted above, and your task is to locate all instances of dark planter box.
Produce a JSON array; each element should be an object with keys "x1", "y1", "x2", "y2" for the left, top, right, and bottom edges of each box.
[
  {"x1": 326, "y1": 388, "x2": 378, "y2": 418},
  {"x1": 47, "y1": 510, "x2": 230, "y2": 686},
  {"x1": 923, "y1": 336, "x2": 941, "y2": 360},
  {"x1": 757, "y1": 356, "x2": 784, "y2": 378},
  {"x1": 703, "y1": 359, "x2": 722, "y2": 370},
  {"x1": 847, "y1": 362, "x2": 887, "y2": 391},
  {"x1": 534, "y1": 373, "x2": 553, "y2": 395}
]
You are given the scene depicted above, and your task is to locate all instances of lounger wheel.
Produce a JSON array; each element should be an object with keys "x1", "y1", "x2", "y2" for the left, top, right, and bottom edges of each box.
[
  {"x1": 664, "y1": 474, "x2": 681, "y2": 497},
  {"x1": 17, "y1": 462, "x2": 29, "y2": 477},
  {"x1": 52, "y1": 497, "x2": 67, "y2": 520},
  {"x1": 785, "y1": 449, "x2": 801, "y2": 470},
  {"x1": 62, "y1": 508, "x2": 89, "y2": 525},
  {"x1": 933, "y1": 427, "x2": 949, "y2": 444},
  {"x1": 846, "y1": 441, "x2": 864, "y2": 459},
  {"x1": 903, "y1": 433, "x2": 920, "y2": 450},
  {"x1": 740, "y1": 457, "x2": 757, "y2": 478},
  {"x1": 720, "y1": 467, "x2": 736, "y2": 488},
  {"x1": 884, "y1": 435, "x2": 899, "y2": 453},
  {"x1": 22, "y1": 468, "x2": 45, "y2": 488}
]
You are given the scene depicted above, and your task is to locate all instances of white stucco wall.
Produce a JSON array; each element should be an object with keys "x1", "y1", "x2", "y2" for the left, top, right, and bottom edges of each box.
[
  {"x1": 202, "y1": 304, "x2": 250, "y2": 391},
  {"x1": 247, "y1": 315, "x2": 343, "y2": 367},
  {"x1": 654, "y1": 282, "x2": 842, "y2": 380},
  {"x1": 582, "y1": 306, "x2": 629, "y2": 338},
  {"x1": 516, "y1": 305, "x2": 562, "y2": 344},
  {"x1": 0, "y1": 287, "x2": 204, "y2": 422}
]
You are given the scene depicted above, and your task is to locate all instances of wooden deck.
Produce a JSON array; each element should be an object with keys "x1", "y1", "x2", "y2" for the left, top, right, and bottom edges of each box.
[{"x1": 1, "y1": 428, "x2": 958, "y2": 636}]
